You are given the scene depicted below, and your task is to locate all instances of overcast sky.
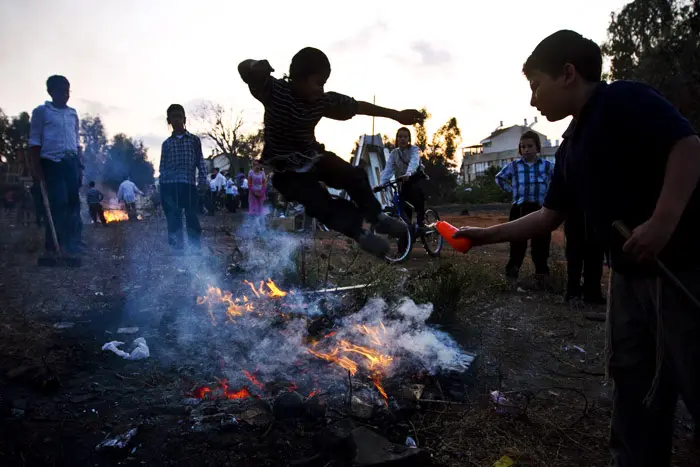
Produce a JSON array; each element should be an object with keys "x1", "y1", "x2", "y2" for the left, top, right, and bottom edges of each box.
[{"x1": 0, "y1": 0, "x2": 629, "y2": 170}]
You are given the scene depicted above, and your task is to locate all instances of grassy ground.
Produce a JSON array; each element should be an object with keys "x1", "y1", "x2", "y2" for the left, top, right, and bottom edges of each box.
[{"x1": 0, "y1": 208, "x2": 697, "y2": 466}]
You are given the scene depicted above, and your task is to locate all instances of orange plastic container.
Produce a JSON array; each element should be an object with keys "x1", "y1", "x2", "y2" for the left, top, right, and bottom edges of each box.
[{"x1": 435, "y1": 221, "x2": 472, "y2": 253}]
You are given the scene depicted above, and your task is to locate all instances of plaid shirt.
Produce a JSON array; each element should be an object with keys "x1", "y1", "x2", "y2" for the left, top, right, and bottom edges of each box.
[
  {"x1": 496, "y1": 157, "x2": 554, "y2": 206},
  {"x1": 159, "y1": 131, "x2": 207, "y2": 186}
]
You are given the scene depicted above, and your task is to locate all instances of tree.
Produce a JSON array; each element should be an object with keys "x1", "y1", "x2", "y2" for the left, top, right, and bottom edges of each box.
[
  {"x1": 194, "y1": 102, "x2": 247, "y2": 172},
  {"x1": 103, "y1": 134, "x2": 154, "y2": 191},
  {"x1": 460, "y1": 165, "x2": 511, "y2": 204},
  {"x1": 80, "y1": 115, "x2": 109, "y2": 184},
  {"x1": 381, "y1": 134, "x2": 396, "y2": 152},
  {"x1": 0, "y1": 108, "x2": 10, "y2": 165},
  {"x1": 421, "y1": 116, "x2": 462, "y2": 204},
  {"x1": 238, "y1": 128, "x2": 265, "y2": 170},
  {"x1": 603, "y1": 0, "x2": 700, "y2": 129},
  {"x1": 413, "y1": 108, "x2": 431, "y2": 152},
  {"x1": 1, "y1": 111, "x2": 31, "y2": 174}
]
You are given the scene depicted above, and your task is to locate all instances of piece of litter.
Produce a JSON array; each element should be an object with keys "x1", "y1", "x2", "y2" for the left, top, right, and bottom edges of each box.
[
  {"x1": 53, "y1": 322, "x2": 74, "y2": 329},
  {"x1": 516, "y1": 287, "x2": 526, "y2": 293},
  {"x1": 117, "y1": 327, "x2": 139, "y2": 334},
  {"x1": 96, "y1": 427, "x2": 138, "y2": 451},
  {"x1": 564, "y1": 344, "x2": 586, "y2": 353},
  {"x1": 102, "y1": 338, "x2": 150, "y2": 360},
  {"x1": 95, "y1": 292, "x2": 104, "y2": 296},
  {"x1": 405, "y1": 436, "x2": 417, "y2": 448},
  {"x1": 490, "y1": 390, "x2": 508, "y2": 405}
]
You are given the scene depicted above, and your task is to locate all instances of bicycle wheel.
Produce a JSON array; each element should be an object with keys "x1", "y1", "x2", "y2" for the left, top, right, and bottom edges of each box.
[
  {"x1": 421, "y1": 208, "x2": 443, "y2": 257},
  {"x1": 370, "y1": 215, "x2": 413, "y2": 263}
]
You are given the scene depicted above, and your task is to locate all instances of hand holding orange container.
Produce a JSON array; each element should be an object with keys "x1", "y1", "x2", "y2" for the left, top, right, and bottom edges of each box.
[{"x1": 435, "y1": 221, "x2": 472, "y2": 253}]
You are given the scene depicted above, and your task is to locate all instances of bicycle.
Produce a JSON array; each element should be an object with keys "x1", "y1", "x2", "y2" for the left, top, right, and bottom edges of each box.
[{"x1": 374, "y1": 179, "x2": 443, "y2": 263}]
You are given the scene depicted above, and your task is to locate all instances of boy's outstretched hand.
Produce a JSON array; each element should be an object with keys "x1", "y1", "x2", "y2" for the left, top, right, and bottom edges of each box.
[
  {"x1": 452, "y1": 226, "x2": 493, "y2": 246},
  {"x1": 396, "y1": 109, "x2": 425, "y2": 125},
  {"x1": 251, "y1": 60, "x2": 274, "y2": 75}
]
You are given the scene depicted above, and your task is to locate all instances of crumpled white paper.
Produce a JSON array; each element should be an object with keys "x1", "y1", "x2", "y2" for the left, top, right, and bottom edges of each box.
[{"x1": 102, "y1": 337, "x2": 150, "y2": 360}]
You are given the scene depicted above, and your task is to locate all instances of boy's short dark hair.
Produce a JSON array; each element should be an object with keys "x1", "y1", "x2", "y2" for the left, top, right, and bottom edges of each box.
[
  {"x1": 519, "y1": 130, "x2": 542, "y2": 153},
  {"x1": 46, "y1": 75, "x2": 70, "y2": 92},
  {"x1": 523, "y1": 30, "x2": 602, "y2": 83},
  {"x1": 88, "y1": 181, "x2": 95, "y2": 187},
  {"x1": 289, "y1": 47, "x2": 331, "y2": 81},
  {"x1": 167, "y1": 103, "x2": 185, "y2": 116}
]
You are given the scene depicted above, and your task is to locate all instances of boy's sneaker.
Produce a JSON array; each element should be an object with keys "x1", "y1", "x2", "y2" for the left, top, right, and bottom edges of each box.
[
  {"x1": 373, "y1": 213, "x2": 406, "y2": 238},
  {"x1": 354, "y1": 229, "x2": 389, "y2": 259}
]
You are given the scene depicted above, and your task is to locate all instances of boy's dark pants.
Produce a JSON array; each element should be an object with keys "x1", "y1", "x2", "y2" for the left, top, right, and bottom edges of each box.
[
  {"x1": 565, "y1": 211, "x2": 605, "y2": 299},
  {"x1": 88, "y1": 202, "x2": 107, "y2": 224},
  {"x1": 226, "y1": 194, "x2": 237, "y2": 213},
  {"x1": 40, "y1": 156, "x2": 80, "y2": 253},
  {"x1": 160, "y1": 183, "x2": 201, "y2": 249},
  {"x1": 506, "y1": 202, "x2": 550, "y2": 277},
  {"x1": 608, "y1": 270, "x2": 700, "y2": 467},
  {"x1": 125, "y1": 202, "x2": 137, "y2": 221},
  {"x1": 271, "y1": 152, "x2": 382, "y2": 238}
]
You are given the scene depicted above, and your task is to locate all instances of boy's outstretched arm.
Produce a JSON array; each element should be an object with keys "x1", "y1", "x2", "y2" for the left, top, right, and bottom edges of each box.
[
  {"x1": 453, "y1": 207, "x2": 564, "y2": 245},
  {"x1": 356, "y1": 102, "x2": 424, "y2": 125}
]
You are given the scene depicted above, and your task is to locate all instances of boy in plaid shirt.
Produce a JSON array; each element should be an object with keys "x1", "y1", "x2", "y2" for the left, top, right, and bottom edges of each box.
[
  {"x1": 159, "y1": 104, "x2": 208, "y2": 254},
  {"x1": 495, "y1": 130, "x2": 554, "y2": 284}
]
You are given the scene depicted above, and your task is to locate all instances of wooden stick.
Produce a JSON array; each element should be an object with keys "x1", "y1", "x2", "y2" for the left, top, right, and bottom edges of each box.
[
  {"x1": 613, "y1": 220, "x2": 700, "y2": 310},
  {"x1": 39, "y1": 180, "x2": 62, "y2": 258}
]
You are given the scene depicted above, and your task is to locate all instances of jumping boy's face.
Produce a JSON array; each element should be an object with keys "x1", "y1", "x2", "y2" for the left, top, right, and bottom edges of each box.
[
  {"x1": 527, "y1": 65, "x2": 576, "y2": 122},
  {"x1": 296, "y1": 72, "x2": 329, "y2": 103},
  {"x1": 519, "y1": 138, "x2": 538, "y2": 159},
  {"x1": 50, "y1": 83, "x2": 70, "y2": 107},
  {"x1": 168, "y1": 110, "x2": 186, "y2": 133},
  {"x1": 396, "y1": 130, "x2": 411, "y2": 148}
]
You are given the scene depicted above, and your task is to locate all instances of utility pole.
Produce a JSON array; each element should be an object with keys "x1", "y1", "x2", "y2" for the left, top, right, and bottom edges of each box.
[{"x1": 371, "y1": 95, "x2": 376, "y2": 138}]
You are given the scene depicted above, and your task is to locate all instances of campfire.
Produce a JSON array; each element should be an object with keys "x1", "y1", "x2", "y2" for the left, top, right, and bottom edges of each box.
[
  {"x1": 103, "y1": 209, "x2": 130, "y2": 223},
  {"x1": 191, "y1": 279, "x2": 475, "y2": 409}
]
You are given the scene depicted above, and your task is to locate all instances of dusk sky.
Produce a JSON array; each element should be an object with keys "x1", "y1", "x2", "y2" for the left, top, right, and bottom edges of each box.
[{"x1": 0, "y1": 0, "x2": 629, "y2": 171}]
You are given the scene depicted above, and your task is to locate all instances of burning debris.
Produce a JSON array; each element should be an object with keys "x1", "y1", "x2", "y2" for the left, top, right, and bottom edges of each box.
[
  {"x1": 103, "y1": 209, "x2": 130, "y2": 223},
  {"x1": 189, "y1": 279, "x2": 476, "y2": 410}
]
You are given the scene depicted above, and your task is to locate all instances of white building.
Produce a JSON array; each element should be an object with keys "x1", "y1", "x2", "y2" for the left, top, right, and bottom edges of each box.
[
  {"x1": 460, "y1": 120, "x2": 560, "y2": 184},
  {"x1": 348, "y1": 134, "x2": 392, "y2": 206}
]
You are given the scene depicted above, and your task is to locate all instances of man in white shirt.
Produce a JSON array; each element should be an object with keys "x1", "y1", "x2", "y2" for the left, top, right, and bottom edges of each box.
[
  {"x1": 117, "y1": 177, "x2": 144, "y2": 221},
  {"x1": 28, "y1": 75, "x2": 83, "y2": 258},
  {"x1": 224, "y1": 175, "x2": 239, "y2": 212}
]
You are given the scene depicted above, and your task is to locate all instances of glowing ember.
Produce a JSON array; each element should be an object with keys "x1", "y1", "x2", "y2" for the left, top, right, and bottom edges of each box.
[
  {"x1": 187, "y1": 379, "x2": 252, "y2": 400},
  {"x1": 243, "y1": 370, "x2": 264, "y2": 390},
  {"x1": 103, "y1": 209, "x2": 129, "y2": 223}
]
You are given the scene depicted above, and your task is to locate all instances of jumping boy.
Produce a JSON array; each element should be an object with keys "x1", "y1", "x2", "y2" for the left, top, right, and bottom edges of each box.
[
  {"x1": 495, "y1": 130, "x2": 554, "y2": 286},
  {"x1": 28, "y1": 75, "x2": 82, "y2": 258},
  {"x1": 86, "y1": 181, "x2": 107, "y2": 225},
  {"x1": 454, "y1": 30, "x2": 700, "y2": 467},
  {"x1": 238, "y1": 47, "x2": 424, "y2": 257},
  {"x1": 159, "y1": 104, "x2": 208, "y2": 254}
]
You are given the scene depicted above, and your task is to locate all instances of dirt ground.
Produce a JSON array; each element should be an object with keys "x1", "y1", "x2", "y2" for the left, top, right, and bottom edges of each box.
[{"x1": 0, "y1": 206, "x2": 697, "y2": 467}]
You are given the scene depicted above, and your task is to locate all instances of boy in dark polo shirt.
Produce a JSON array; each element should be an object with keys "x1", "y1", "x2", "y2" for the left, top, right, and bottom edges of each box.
[{"x1": 454, "y1": 30, "x2": 700, "y2": 467}]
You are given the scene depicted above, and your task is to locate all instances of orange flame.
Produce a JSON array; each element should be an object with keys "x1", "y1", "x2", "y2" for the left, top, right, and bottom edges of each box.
[{"x1": 103, "y1": 209, "x2": 129, "y2": 223}]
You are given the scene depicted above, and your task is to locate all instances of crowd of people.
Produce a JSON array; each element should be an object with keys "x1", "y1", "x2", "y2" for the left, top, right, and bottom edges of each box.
[{"x1": 9, "y1": 27, "x2": 700, "y2": 467}]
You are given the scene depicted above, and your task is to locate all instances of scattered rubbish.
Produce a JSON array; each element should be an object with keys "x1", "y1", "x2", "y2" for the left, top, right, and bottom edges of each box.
[
  {"x1": 117, "y1": 327, "x2": 139, "y2": 335},
  {"x1": 95, "y1": 292, "x2": 104, "y2": 296},
  {"x1": 490, "y1": 390, "x2": 508, "y2": 405},
  {"x1": 493, "y1": 455, "x2": 516, "y2": 467},
  {"x1": 53, "y1": 322, "x2": 74, "y2": 329},
  {"x1": 96, "y1": 427, "x2": 138, "y2": 452},
  {"x1": 516, "y1": 287, "x2": 526, "y2": 293},
  {"x1": 564, "y1": 344, "x2": 586, "y2": 353},
  {"x1": 102, "y1": 338, "x2": 150, "y2": 360},
  {"x1": 405, "y1": 436, "x2": 417, "y2": 448}
]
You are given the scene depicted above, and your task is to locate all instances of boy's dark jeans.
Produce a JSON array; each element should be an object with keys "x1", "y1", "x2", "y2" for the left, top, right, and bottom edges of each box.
[
  {"x1": 160, "y1": 183, "x2": 201, "y2": 249},
  {"x1": 399, "y1": 174, "x2": 426, "y2": 225},
  {"x1": 40, "y1": 156, "x2": 81, "y2": 253},
  {"x1": 608, "y1": 270, "x2": 700, "y2": 467},
  {"x1": 506, "y1": 202, "x2": 551, "y2": 277},
  {"x1": 88, "y1": 203, "x2": 107, "y2": 224},
  {"x1": 565, "y1": 213, "x2": 605, "y2": 299},
  {"x1": 271, "y1": 151, "x2": 382, "y2": 239}
]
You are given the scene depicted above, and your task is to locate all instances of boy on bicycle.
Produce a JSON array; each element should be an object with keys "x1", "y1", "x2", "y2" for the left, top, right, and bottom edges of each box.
[
  {"x1": 238, "y1": 47, "x2": 424, "y2": 258},
  {"x1": 375, "y1": 127, "x2": 427, "y2": 232}
]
